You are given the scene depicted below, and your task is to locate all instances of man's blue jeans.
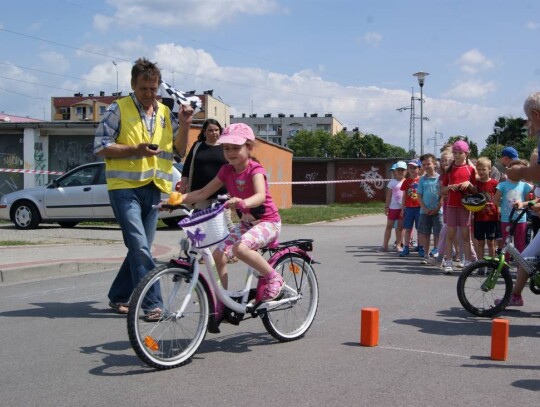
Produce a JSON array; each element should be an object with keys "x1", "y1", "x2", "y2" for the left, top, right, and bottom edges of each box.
[{"x1": 107, "y1": 183, "x2": 162, "y2": 310}]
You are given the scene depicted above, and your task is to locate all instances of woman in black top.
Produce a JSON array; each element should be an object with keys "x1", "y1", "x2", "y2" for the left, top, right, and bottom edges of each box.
[{"x1": 181, "y1": 119, "x2": 235, "y2": 230}]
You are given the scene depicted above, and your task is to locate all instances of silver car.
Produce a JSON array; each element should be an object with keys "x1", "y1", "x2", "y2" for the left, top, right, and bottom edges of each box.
[{"x1": 0, "y1": 162, "x2": 184, "y2": 229}]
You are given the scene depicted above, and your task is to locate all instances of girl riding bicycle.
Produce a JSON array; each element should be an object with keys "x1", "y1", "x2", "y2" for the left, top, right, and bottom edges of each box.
[{"x1": 178, "y1": 123, "x2": 283, "y2": 318}]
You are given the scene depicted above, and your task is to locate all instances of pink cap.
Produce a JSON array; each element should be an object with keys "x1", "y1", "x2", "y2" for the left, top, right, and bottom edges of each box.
[
  {"x1": 452, "y1": 140, "x2": 470, "y2": 153},
  {"x1": 216, "y1": 123, "x2": 255, "y2": 145}
]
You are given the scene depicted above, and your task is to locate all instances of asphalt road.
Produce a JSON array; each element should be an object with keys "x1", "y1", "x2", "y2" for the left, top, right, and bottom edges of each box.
[{"x1": 1, "y1": 216, "x2": 539, "y2": 407}]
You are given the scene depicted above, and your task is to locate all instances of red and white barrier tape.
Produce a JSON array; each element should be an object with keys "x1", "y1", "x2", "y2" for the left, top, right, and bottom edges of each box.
[
  {"x1": 0, "y1": 168, "x2": 65, "y2": 175},
  {"x1": 269, "y1": 179, "x2": 391, "y2": 185},
  {"x1": 0, "y1": 168, "x2": 391, "y2": 184}
]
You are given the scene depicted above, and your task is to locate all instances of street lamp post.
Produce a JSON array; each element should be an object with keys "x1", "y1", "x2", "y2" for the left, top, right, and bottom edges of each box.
[
  {"x1": 413, "y1": 71, "x2": 429, "y2": 155},
  {"x1": 112, "y1": 61, "x2": 119, "y2": 97}
]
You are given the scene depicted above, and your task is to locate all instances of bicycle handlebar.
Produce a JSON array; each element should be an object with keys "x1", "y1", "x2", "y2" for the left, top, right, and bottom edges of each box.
[{"x1": 508, "y1": 203, "x2": 533, "y2": 224}]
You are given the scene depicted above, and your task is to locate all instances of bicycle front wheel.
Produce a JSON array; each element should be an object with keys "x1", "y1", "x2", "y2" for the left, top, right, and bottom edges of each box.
[
  {"x1": 127, "y1": 265, "x2": 209, "y2": 369},
  {"x1": 456, "y1": 260, "x2": 513, "y2": 318},
  {"x1": 262, "y1": 253, "x2": 319, "y2": 341}
]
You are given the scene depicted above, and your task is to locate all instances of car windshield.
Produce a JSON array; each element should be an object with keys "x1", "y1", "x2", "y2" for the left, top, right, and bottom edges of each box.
[{"x1": 56, "y1": 166, "x2": 99, "y2": 187}]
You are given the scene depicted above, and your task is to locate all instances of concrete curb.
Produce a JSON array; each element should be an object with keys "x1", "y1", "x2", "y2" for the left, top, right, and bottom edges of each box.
[{"x1": 0, "y1": 262, "x2": 121, "y2": 284}]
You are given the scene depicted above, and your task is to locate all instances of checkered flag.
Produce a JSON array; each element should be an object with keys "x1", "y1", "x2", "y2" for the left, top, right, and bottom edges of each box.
[{"x1": 159, "y1": 81, "x2": 202, "y2": 113}]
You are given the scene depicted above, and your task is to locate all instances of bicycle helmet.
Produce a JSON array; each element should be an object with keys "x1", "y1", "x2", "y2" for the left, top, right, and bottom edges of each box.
[{"x1": 461, "y1": 193, "x2": 487, "y2": 212}]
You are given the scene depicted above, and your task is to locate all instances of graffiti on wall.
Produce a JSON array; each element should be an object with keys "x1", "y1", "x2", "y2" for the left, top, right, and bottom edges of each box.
[
  {"x1": 34, "y1": 142, "x2": 47, "y2": 186},
  {"x1": 50, "y1": 136, "x2": 95, "y2": 172},
  {"x1": 0, "y1": 136, "x2": 24, "y2": 198},
  {"x1": 336, "y1": 165, "x2": 384, "y2": 199},
  {"x1": 359, "y1": 166, "x2": 384, "y2": 198}
]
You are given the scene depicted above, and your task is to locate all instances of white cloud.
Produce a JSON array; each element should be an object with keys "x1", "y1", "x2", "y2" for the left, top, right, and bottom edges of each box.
[
  {"x1": 526, "y1": 21, "x2": 539, "y2": 30},
  {"x1": 93, "y1": 14, "x2": 115, "y2": 33},
  {"x1": 1, "y1": 41, "x2": 509, "y2": 152},
  {"x1": 360, "y1": 32, "x2": 382, "y2": 47},
  {"x1": 98, "y1": 0, "x2": 283, "y2": 30},
  {"x1": 39, "y1": 51, "x2": 70, "y2": 74},
  {"x1": 456, "y1": 49, "x2": 494, "y2": 74},
  {"x1": 443, "y1": 80, "x2": 497, "y2": 99}
]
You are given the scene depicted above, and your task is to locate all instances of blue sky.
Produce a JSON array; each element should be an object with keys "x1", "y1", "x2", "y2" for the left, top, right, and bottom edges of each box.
[{"x1": 1, "y1": 0, "x2": 539, "y2": 153}]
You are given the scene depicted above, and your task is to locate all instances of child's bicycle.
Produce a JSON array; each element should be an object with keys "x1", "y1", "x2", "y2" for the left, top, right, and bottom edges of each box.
[
  {"x1": 127, "y1": 202, "x2": 319, "y2": 369},
  {"x1": 457, "y1": 203, "x2": 540, "y2": 317}
]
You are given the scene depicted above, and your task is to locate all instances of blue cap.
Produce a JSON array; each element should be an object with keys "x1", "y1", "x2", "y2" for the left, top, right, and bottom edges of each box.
[
  {"x1": 395, "y1": 161, "x2": 407, "y2": 169},
  {"x1": 390, "y1": 163, "x2": 397, "y2": 171},
  {"x1": 501, "y1": 146, "x2": 518, "y2": 159},
  {"x1": 407, "y1": 159, "x2": 420, "y2": 167}
]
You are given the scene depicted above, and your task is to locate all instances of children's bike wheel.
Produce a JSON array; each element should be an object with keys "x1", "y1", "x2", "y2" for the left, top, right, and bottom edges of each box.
[
  {"x1": 127, "y1": 265, "x2": 209, "y2": 369},
  {"x1": 262, "y1": 253, "x2": 319, "y2": 341},
  {"x1": 456, "y1": 260, "x2": 513, "y2": 317}
]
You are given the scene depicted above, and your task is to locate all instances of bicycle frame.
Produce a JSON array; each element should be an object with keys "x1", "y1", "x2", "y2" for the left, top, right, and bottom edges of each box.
[
  {"x1": 481, "y1": 207, "x2": 533, "y2": 291},
  {"x1": 174, "y1": 244, "x2": 308, "y2": 320}
]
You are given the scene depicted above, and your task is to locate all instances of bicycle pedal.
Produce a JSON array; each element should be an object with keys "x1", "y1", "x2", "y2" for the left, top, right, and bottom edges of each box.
[{"x1": 224, "y1": 309, "x2": 243, "y2": 325}]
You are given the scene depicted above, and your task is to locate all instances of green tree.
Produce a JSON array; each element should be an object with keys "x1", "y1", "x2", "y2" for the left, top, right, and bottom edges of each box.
[
  {"x1": 481, "y1": 116, "x2": 532, "y2": 160},
  {"x1": 287, "y1": 129, "x2": 408, "y2": 158},
  {"x1": 477, "y1": 143, "x2": 500, "y2": 162},
  {"x1": 383, "y1": 144, "x2": 408, "y2": 158},
  {"x1": 327, "y1": 130, "x2": 349, "y2": 157},
  {"x1": 357, "y1": 133, "x2": 385, "y2": 158},
  {"x1": 345, "y1": 131, "x2": 365, "y2": 158},
  {"x1": 287, "y1": 129, "x2": 330, "y2": 157},
  {"x1": 485, "y1": 116, "x2": 527, "y2": 148}
]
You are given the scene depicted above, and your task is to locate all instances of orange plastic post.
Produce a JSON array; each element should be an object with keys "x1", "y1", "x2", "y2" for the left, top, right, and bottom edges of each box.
[
  {"x1": 360, "y1": 308, "x2": 379, "y2": 347},
  {"x1": 491, "y1": 318, "x2": 509, "y2": 361}
]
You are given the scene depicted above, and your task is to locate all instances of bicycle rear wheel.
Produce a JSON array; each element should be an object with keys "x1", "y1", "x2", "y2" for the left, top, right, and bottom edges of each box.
[
  {"x1": 456, "y1": 260, "x2": 513, "y2": 317},
  {"x1": 262, "y1": 253, "x2": 319, "y2": 341},
  {"x1": 127, "y1": 264, "x2": 209, "y2": 369}
]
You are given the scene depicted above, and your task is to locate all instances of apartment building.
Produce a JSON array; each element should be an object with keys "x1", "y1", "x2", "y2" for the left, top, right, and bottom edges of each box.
[
  {"x1": 50, "y1": 90, "x2": 230, "y2": 126},
  {"x1": 230, "y1": 112, "x2": 343, "y2": 147}
]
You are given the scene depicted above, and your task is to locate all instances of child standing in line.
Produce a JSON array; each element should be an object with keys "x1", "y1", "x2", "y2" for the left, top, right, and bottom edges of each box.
[
  {"x1": 440, "y1": 140, "x2": 477, "y2": 274},
  {"x1": 180, "y1": 123, "x2": 283, "y2": 325},
  {"x1": 381, "y1": 161, "x2": 407, "y2": 252},
  {"x1": 417, "y1": 153, "x2": 443, "y2": 263},
  {"x1": 400, "y1": 160, "x2": 421, "y2": 257},
  {"x1": 473, "y1": 157, "x2": 500, "y2": 260},
  {"x1": 493, "y1": 159, "x2": 532, "y2": 256}
]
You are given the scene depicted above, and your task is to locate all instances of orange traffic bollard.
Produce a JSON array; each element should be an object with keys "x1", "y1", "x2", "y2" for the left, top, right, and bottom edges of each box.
[
  {"x1": 491, "y1": 318, "x2": 509, "y2": 361},
  {"x1": 360, "y1": 308, "x2": 379, "y2": 347}
]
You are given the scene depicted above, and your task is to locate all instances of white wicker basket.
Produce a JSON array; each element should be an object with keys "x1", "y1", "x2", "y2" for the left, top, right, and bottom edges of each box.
[{"x1": 178, "y1": 205, "x2": 230, "y2": 248}]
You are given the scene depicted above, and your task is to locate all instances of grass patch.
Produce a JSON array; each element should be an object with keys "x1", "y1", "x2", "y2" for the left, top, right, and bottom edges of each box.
[
  {"x1": 0, "y1": 240, "x2": 38, "y2": 246},
  {"x1": 279, "y1": 202, "x2": 384, "y2": 224}
]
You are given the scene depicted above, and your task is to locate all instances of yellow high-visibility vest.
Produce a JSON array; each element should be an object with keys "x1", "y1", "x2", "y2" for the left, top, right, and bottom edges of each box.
[{"x1": 105, "y1": 96, "x2": 174, "y2": 193}]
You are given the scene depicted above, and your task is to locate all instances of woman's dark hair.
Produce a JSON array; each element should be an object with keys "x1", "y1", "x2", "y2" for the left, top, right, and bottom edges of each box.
[{"x1": 197, "y1": 119, "x2": 223, "y2": 142}]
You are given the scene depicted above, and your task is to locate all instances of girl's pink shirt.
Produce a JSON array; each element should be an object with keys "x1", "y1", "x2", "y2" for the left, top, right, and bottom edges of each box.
[{"x1": 217, "y1": 159, "x2": 280, "y2": 222}]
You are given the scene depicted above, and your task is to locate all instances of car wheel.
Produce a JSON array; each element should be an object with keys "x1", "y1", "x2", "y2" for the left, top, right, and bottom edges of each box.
[
  {"x1": 58, "y1": 222, "x2": 78, "y2": 228},
  {"x1": 12, "y1": 201, "x2": 41, "y2": 230}
]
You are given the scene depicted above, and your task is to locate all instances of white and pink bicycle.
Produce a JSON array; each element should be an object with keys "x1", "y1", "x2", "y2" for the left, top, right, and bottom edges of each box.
[{"x1": 127, "y1": 202, "x2": 319, "y2": 370}]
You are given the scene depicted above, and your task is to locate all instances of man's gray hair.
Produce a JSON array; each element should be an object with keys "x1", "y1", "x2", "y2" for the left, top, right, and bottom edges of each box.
[{"x1": 524, "y1": 92, "x2": 540, "y2": 117}]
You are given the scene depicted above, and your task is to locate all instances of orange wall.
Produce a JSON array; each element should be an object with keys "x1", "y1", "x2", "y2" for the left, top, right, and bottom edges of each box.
[{"x1": 185, "y1": 128, "x2": 292, "y2": 209}]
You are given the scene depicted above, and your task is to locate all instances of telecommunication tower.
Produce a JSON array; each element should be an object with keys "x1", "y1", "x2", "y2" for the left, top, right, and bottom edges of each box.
[{"x1": 396, "y1": 88, "x2": 420, "y2": 156}]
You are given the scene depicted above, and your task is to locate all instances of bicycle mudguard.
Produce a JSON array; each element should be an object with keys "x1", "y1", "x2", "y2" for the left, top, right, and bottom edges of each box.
[
  {"x1": 195, "y1": 272, "x2": 222, "y2": 334},
  {"x1": 267, "y1": 247, "x2": 313, "y2": 268},
  {"x1": 165, "y1": 261, "x2": 220, "y2": 333}
]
